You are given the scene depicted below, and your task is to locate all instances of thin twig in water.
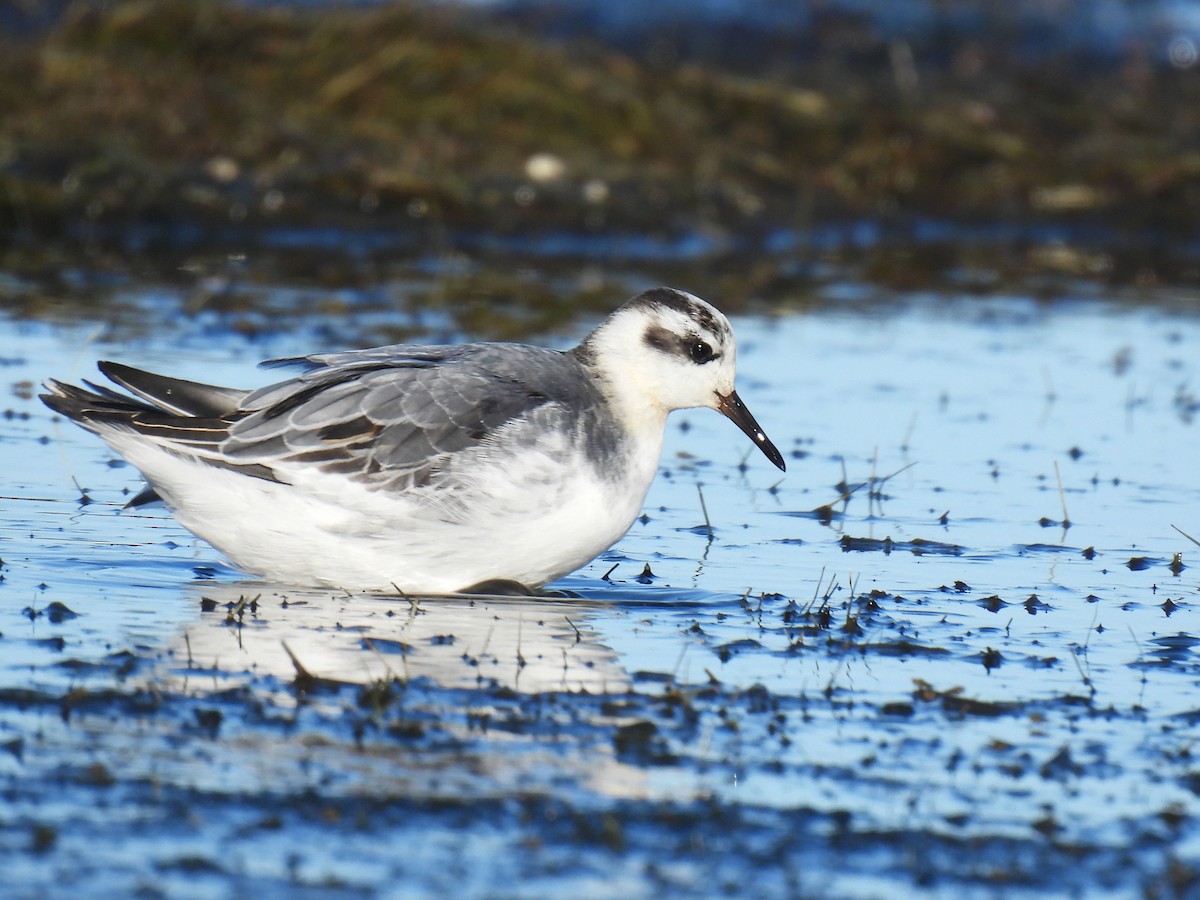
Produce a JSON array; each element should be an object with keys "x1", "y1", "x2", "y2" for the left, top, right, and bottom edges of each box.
[
  {"x1": 1074, "y1": 606, "x2": 1099, "y2": 696},
  {"x1": 696, "y1": 483, "x2": 713, "y2": 538},
  {"x1": 281, "y1": 640, "x2": 316, "y2": 682},
  {"x1": 1054, "y1": 461, "x2": 1071, "y2": 527},
  {"x1": 69, "y1": 475, "x2": 90, "y2": 504},
  {"x1": 877, "y1": 460, "x2": 918, "y2": 485},
  {"x1": 1171, "y1": 524, "x2": 1200, "y2": 548},
  {"x1": 901, "y1": 411, "x2": 917, "y2": 454},
  {"x1": 869, "y1": 446, "x2": 879, "y2": 516},
  {"x1": 837, "y1": 457, "x2": 850, "y2": 502},
  {"x1": 1068, "y1": 646, "x2": 1092, "y2": 695},
  {"x1": 1081, "y1": 604, "x2": 1100, "y2": 653},
  {"x1": 670, "y1": 641, "x2": 689, "y2": 686},
  {"x1": 363, "y1": 637, "x2": 401, "y2": 683},
  {"x1": 807, "y1": 566, "x2": 826, "y2": 613},
  {"x1": 516, "y1": 613, "x2": 526, "y2": 668},
  {"x1": 1125, "y1": 626, "x2": 1150, "y2": 711},
  {"x1": 477, "y1": 625, "x2": 496, "y2": 663}
]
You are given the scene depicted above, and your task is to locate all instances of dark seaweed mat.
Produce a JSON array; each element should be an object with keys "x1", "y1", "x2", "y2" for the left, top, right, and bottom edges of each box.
[{"x1": 1, "y1": 583, "x2": 1198, "y2": 900}]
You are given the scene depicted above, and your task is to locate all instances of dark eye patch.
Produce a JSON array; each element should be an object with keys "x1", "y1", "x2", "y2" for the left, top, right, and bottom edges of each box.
[
  {"x1": 643, "y1": 325, "x2": 720, "y2": 365},
  {"x1": 643, "y1": 325, "x2": 672, "y2": 352}
]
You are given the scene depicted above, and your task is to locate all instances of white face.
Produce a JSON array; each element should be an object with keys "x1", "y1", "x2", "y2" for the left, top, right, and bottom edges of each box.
[
  {"x1": 582, "y1": 288, "x2": 786, "y2": 472},
  {"x1": 589, "y1": 288, "x2": 737, "y2": 413}
]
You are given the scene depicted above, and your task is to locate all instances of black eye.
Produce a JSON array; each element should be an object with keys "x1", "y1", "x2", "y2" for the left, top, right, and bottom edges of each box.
[{"x1": 688, "y1": 339, "x2": 716, "y2": 364}]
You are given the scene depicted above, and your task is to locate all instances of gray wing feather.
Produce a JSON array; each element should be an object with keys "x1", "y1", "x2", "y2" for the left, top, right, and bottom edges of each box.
[{"x1": 222, "y1": 343, "x2": 593, "y2": 486}]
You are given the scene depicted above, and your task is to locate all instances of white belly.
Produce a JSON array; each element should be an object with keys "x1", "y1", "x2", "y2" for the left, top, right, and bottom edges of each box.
[{"x1": 104, "y1": 419, "x2": 663, "y2": 592}]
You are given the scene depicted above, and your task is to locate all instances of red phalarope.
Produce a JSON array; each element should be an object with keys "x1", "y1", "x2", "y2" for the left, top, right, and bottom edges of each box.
[{"x1": 42, "y1": 288, "x2": 786, "y2": 593}]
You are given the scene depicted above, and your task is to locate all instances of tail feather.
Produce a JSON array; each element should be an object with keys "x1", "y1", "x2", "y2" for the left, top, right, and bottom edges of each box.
[
  {"x1": 41, "y1": 364, "x2": 283, "y2": 488},
  {"x1": 40, "y1": 378, "x2": 159, "y2": 429},
  {"x1": 41, "y1": 377, "x2": 168, "y2": 506}
]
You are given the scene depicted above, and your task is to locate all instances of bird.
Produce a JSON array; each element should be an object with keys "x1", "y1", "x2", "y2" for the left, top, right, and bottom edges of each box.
[{"x1": 41, "y1": 287, "x2": 786, "y2": 594}]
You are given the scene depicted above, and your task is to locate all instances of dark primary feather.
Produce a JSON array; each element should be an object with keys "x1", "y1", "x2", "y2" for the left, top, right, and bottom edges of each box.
[{"x1": 98, "y1": 360, "x2": 247, "y2": 417}]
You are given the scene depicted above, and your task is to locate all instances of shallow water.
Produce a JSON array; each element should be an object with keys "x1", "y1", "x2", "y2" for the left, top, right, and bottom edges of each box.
[{"x1": 3, "y1": 280, "x2": 1200, "y2": 897}]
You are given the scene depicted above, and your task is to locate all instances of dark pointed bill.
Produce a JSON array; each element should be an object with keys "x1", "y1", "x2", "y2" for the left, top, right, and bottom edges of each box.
[{"x1": 716, "y1": 391, "x2": 786, "y2": 472}]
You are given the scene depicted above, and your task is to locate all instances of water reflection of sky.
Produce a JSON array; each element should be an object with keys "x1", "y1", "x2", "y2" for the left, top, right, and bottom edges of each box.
[
  {"x1": 635, "y1": 297, "x2": 1200, "y2": 691},
  {"x1": 7, "y1": 294, "x2": 1200, "y2": 692},
  {"x1": 4, "y1": 290, "x2": 1200, "y2": 894}
]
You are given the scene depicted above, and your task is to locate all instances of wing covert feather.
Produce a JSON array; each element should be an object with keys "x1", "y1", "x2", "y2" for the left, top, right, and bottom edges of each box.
[{"x1": 221, "y1": 343, "x2": 598, "y2": 485}]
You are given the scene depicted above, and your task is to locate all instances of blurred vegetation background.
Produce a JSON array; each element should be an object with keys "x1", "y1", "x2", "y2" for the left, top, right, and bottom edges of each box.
[{"x1": 2, "y1": 0, "x2": 1199, "y2": 308}]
